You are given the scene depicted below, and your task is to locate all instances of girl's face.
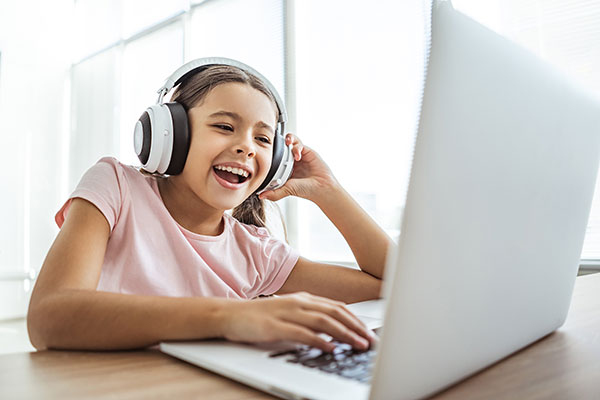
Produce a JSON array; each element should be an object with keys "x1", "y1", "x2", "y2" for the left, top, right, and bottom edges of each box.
[{"x1": 178, "y1": 82, "x2": 277, "y2": 211}]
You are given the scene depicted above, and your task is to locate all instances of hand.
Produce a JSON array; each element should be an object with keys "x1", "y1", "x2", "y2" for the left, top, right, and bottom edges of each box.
[
  {"x1": 220, "y1": 292, "x2": 377, "y2": 352},
  {"x1": 259, "y1": 134, "x2": 339, "y2": 204}
]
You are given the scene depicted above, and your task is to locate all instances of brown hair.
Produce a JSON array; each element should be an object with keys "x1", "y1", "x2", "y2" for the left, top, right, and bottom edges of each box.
[{"x1": 170, "y1": 65, "x2": 280, "y2": 231}]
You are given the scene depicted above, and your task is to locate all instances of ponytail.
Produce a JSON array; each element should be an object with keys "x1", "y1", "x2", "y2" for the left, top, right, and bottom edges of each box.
[
  {"x1": 232, "y1": 195, "x2": 267, "y2": 228},
  {"x1": 232, "y1": 196, "x2": 289, "y2": 242}
]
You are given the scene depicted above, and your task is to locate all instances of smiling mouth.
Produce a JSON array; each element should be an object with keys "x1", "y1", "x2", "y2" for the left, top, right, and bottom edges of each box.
[{"x1": 213, "y1": 166, "x2": 251, "y2": 184}]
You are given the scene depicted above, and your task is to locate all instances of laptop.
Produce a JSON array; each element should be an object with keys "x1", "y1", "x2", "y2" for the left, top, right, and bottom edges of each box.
[{"x1": 160, "y1": 1, "x2": 600, "y2": 399}]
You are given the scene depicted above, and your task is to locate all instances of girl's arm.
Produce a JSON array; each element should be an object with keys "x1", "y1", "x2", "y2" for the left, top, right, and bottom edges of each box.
[
  {"x1": 260, "y1": 135, "x2": 395, "y2": 280},
  {"x1": 28, "y1": 198, "x2": 373, "y2": 352},
  {"x1": 28, "y1": 198, "x2": 224, "y2": 350},
  {"x1": 276, "y1": 256, "x2": 382, "y2": 303}
]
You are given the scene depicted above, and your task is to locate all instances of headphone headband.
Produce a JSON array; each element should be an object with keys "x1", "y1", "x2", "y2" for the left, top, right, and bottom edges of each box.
[{"x1": 157, "y1": 57, "x2": 287, "y2": 126}]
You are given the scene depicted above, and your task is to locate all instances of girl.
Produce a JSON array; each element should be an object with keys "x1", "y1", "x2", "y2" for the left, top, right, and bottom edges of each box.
[{"x1": 27, "y1": 61, "x2": 392, "y2": 353}]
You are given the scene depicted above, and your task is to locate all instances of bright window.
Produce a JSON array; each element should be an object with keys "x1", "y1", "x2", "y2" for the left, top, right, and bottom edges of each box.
[
  {"x1": 293, "y1": 0, "x2": 600, "y2": 263},
  {"x1": 70, "y1": 48, "x2": 120, "y2": 190},
  {"x1": 293, "y1": 0, "x2": 428, "y2": 261},
  {"x1": 119, "y1": 23, "x2": 185, "y2": 165},
  {"x1": 188, "y1": 0, "x2": 285, "y2": 96}
]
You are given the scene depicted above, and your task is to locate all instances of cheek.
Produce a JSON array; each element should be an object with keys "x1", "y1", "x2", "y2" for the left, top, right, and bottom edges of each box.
[
  {"x1": 181, "y1": 144, "x2": 213, "y2": 180},
  {"x1": 257, "y1": 148, "x2": 273, "y2": 178}
]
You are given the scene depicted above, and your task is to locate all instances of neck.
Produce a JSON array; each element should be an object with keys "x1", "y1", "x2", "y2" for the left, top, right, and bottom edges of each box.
[{"x1": 157, "y1": 176, "x2": 224, "y2": 236}]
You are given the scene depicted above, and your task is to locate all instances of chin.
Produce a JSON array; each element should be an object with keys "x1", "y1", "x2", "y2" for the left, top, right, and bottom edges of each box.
[
  {"x1": 205, "y1": 180, "x2": 258, "y2": 210},
  {"x1": 212, "y1": 196, "x2": 250, "y2": 211}
]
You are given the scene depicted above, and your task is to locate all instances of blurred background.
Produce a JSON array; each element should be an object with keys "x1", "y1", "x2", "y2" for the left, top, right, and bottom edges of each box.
[{"x1": 1, "y1": 0, "x2": 599, "y2": 327}]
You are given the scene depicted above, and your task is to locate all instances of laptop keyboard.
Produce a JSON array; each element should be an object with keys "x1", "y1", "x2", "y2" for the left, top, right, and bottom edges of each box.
[{"x1": 269, "y1": 342, "x2": 376, "y2": 383}]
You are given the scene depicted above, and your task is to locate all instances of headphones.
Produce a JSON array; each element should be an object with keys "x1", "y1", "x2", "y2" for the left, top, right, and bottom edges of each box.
[{"x1": 133, "y1": 57, "x2": 294, "y2": 194}]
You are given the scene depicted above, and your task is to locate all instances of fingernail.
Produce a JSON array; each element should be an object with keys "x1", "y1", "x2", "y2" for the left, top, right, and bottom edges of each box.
[{"x1": 357, "y1": 337, "x2": 369, "y2": 349}]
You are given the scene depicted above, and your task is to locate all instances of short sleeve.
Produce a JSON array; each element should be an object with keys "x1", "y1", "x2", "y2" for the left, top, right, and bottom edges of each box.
[
  {"x1": 55, "y1": 157, "x2": 125, "y2": 231},
  {"x1": 253, "y1": 229, "x2": 300, "y2": 296}
]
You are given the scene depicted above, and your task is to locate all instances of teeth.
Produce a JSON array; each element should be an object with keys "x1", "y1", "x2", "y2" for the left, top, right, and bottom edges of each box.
[{"x1": 214, "y1": 165, "x2": 249, "y2": 178}]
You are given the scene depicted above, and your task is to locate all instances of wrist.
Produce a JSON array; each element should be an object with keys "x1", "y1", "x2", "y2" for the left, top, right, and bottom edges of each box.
[
  {"x1": 211, "y1": 298, "x2": 244, "y2": 339},
  {"x1": 197, "y1": 297, "x2": 237, "y2": 339},
  {"x1": 313, "y1": 180, "x2": 347, "y2": 212}
]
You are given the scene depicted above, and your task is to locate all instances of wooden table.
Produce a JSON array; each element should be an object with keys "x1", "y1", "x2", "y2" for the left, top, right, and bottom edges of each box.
[{"x1": 2, "y1": 273, "x2": 599, "y2": 400}]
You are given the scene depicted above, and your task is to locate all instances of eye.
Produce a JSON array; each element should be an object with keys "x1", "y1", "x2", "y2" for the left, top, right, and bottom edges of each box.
[
  {"x1": 256, "y1": 136, "x2": 272, "y2": 144},
  {"x1": 213, "y1": 124, "x2": 233, "y2": 131}
]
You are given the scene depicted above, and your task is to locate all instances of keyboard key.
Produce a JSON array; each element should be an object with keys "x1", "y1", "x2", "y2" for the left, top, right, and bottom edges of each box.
[{"x1": 273, "y1": 341, "x2": 376, "y2": 383}]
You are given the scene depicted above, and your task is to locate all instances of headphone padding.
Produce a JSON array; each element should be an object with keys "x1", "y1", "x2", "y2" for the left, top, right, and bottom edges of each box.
[
  {"x1": 137, "y1": 111, "x2": 152, "y2": 165},
  {"x1": 164, "y1": 102, "x2": 190, "y2": 175}
]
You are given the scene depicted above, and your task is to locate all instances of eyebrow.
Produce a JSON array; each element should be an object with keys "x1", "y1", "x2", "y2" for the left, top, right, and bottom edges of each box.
[{"x1": 208, "y1": 111, "x2": 275, "y2": 136}]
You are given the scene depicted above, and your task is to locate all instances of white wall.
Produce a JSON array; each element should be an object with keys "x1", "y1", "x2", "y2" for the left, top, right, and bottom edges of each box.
[{"x1": 0, "y1": 0, "x2": 72, "y2": 319}]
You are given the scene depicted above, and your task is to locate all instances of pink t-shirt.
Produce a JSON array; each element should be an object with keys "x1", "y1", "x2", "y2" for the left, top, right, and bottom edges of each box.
[{"x1": 55, "y1": 157, "x2": 299, "y2": 299}]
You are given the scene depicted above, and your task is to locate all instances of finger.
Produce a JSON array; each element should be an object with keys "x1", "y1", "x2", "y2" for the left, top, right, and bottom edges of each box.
[
  {"x1": 285, "y1": 133, "x2": 302, "y2": 145},
  {"x1": 273, "y1": 321, "x2": 336, "y2": 352},
  {"x1": 296, "y1": 292, "x2": 368, "y2": 330},
  {"x1": 292, "y1": 142, "x2": 304, "y2": 161},
  {"x1": 297, "y1": 296, "x2": 375, "y2": 345},
  {"x1": 285, "y1": 133, "x2": 303, "y2": 161},
  {"x1": 294, "y1": 145, "x2": 303, "y2": 161},
  {"x1": 316, "y1": 304, "x2": 375, "y2": 345},
  {"x1": 283, "y1": 310, "x2": 370, "y2": 350},
  {"x1": 258, "y1": 186, "x2": 291, "y2": 201},
  {"x1": 257, "y1": 190, "x2": 272, "y2": 201}
]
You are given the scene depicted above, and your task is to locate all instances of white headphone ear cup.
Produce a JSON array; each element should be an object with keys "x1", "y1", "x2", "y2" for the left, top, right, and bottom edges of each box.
[
  {"x1": 143, "y1": 104, "x2": 172, "y2": 173},
  {"x1": 135, "y1": 104, "x2": 187, "y2": 175}
]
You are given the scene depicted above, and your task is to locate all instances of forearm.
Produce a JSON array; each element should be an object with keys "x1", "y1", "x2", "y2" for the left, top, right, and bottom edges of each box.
[
  {"x1": 27, "y1": 289, "x2": 230, "y2": 351},
  {"x1": 314, "y1": 184, "x2": 394, "y2": 279}
]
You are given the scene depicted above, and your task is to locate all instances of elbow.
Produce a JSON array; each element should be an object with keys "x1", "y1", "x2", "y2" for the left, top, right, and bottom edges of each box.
[
  {"x1": 367, "y1": 272, "x2": 383, "y2": 300},
  {"x1": 27, "y1": 290, "x2": 66, "y2": 351},
  {"x1": 353, "y1": 271, "x2": 383, "y2": 302},
  {"x1": 27, "y1": 298, "x2": 49, "y2": 350},
  {"x1": 373, "y1": 278, "x2": 383, "y2": 300}
]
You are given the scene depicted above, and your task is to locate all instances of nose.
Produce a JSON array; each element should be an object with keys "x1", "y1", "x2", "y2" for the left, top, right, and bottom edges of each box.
[{"x1": 235, "y1": 131, "x2": 256, "y2": 158}]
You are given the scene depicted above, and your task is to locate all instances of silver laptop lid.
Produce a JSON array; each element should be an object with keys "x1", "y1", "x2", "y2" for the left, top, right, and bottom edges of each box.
[{"x1": 371, "y1": 1, "x2": 600, "y2": 399}]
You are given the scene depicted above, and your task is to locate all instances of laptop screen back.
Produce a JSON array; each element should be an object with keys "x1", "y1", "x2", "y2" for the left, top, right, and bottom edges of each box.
[{"x1": 370, "y1": 1, "x2": 600, "y2": 399}]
